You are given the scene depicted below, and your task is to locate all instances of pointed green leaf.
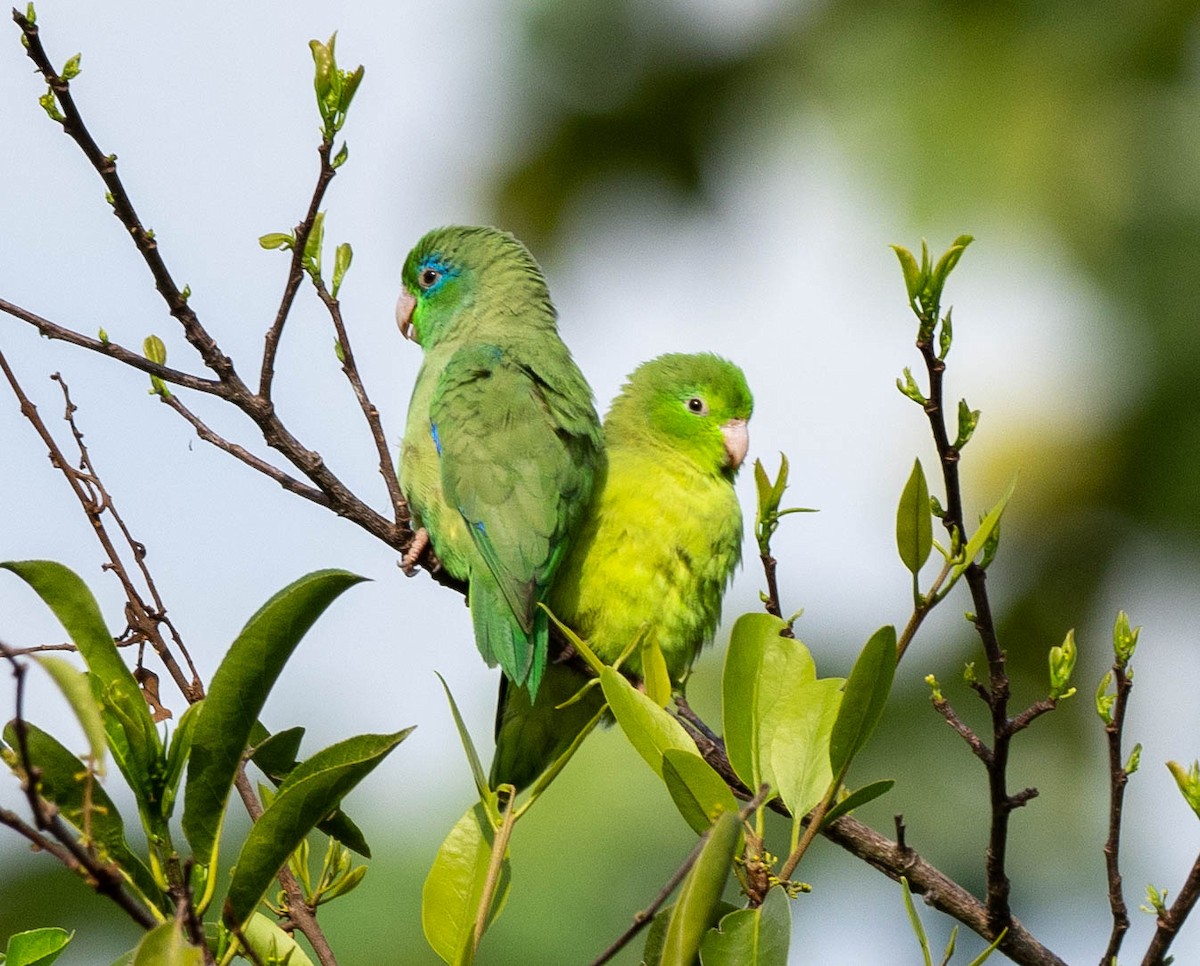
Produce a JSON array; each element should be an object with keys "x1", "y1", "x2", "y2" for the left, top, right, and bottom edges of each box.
[
  {"x1": 183, "y1": 569, "x2": 367, "y2": 866},
  {"x1": 332, "y1": 242, "x2": 353, "y2": 297},
  {"x1": 3, "y1": 927, "x2": 73, "y2": 966},
  {"x1": 33, "y1": 657, "x2": 106, "y2": 774},
  {"x1": 248, "y1": 725, "x2": 305, "y2": 780},
  {"x1": 722, "y1": 613, "x2": 810, "y2": 791},
  {"x1": 660, "y1": 810, "x2": 741, "y2": 966},
  {"x1": 437, "y1": 672, "x2": 489, "y2": 800},
  {"x1": 821, "y1": 779, "x2": 895, "y2": 828},
  {"x1": 644, "y1": 902, "x2": 739, "y2": 966},
  {"x1": 160, "y1": 701, "x2": 202, "y2": 821},
  {"x1": 3, "y1": 721, "x2": 163, "y2": 909},
  {"x1": 957, "y1": 477, "x2": 1017, "y2": 574},
  {"x1": 240, "y1": 912, "x2": 315, "y2": 966},
  {"x1": 600, "y1": 668, "x2": 696, "y2": 778},
  {"x1": 699, "y1": 885, "x2": 791, "y2": 966},
  {"x1": 931, "y1": 235, "x2": 974, "y2": 291},
  {"x1": 422, "y1": 800, "x2": 511, "y2": 965},
  {"x1": 901, "y1": 877, "x2": 934, "y2": 966},
  {"x1": 896, "y1": 460, "x2": 932, "y2": 575},
  {"x1": 830, "y1": 626, "x2": 897, "y2": 775},
  {"x1": 890, "y1": 245, "x2": 923, "y2": 301},
  {"x1": 130, "y1": 921, "x2": 201, "y2": 966},
  {"x1": 753, "y1": 459, "x2": 771, "y2": 517},
  {"x1": 0, "y1": 562, "x2": 155, "y2": 776},
  {"x1": 662, "y1": 749, "x2": 739, "y2": 835},
  {"x1": 767, "y1": 677, "x2": 842, "y2": 823},
  {"x1": 224, "y1": 728, "x2": 410, "y2": 927},
  {"x1": 641, "y1": 633, "x2": 672, "y2": 708}
]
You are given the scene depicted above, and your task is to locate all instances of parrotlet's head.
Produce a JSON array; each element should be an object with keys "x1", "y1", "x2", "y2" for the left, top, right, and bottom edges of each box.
[
  {"x1": 606, "y1": 352, "x2": 753, "y2": 478},
  {"x1": 395, "y1": 225, "x2": 555, "y2": 349}
]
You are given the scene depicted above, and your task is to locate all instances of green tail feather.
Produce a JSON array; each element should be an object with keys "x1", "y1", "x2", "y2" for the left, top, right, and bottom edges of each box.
[
  {"x1": 490, "y1": 661, "x2": 605, "y2": 791},
  {"x1": 469, "y1": 572, "x2": 548, "y2": 697}
]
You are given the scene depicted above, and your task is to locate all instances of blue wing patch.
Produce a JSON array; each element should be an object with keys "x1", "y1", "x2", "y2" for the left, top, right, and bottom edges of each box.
[{"x1": 431, "y1": 421, "x2": 442, "y2": 456}]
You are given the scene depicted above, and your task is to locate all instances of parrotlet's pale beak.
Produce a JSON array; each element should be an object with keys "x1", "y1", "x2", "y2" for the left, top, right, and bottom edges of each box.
[
  {"x1": 721, "y1": 418, "x2": 749, "y2": 469},
  {"x1": 396, "y1": 289, "x2": 418, "y2": 343}
]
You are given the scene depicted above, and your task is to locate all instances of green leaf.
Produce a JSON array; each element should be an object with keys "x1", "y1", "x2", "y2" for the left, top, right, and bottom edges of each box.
[
  {"x1": 248, "y1": 725, "x2": 305, "y2": 780},
  {"x1": 661, "y1": 749, "x2": 739, "y2": 835},
  {"x1": 240, "y1": 912, "x2": 315, "y2": 966},
  {"x1": 142, "y1": 335, "x2": 166, "y2": 365},
  {"x1": 699, "y1": 885, "x2": 791, "y2": 966},
  {"x1": 331, "y1": 242, "x2": 353, "y2": 297},
  {"x1": 33, "y1": 657, "x2": 106, "y2": 774},
  {"x1": 890, "y1": 245, "x2": 923, "y2": 302},
  {"x1": 303, "y1": 211, "x2": 326, "y2": 278},
  {"x1": 641, "y1": 632, "x2": 672, "y2": 708},
  {"x1": 422, "y1": 800, "x2": 511, "y2": 965},
  {"x1": 3, "y1": 721, "x2": 163, "y2": 909},
  {"x1": 767, "y1": 678, "x2": 842, "y2": 824},
  {"x1": 161, "y1": 701, "x2": 202, "y2": 821},
  {"x1": 224, "y1": 729, "x2": 410, "y2": 927},
  {"x1": 436, "y1": 672, "x2": 488, "y2": 802},
  {"x1": 930, "y1": 235, "x2": 974, "y2": 292},
  {"x1": 957, "y1": 477, "x2": 1017, "y2": 574},
  {"x1": 722, "y1": 613, "x2": 810, "y2": 791},
  {"x1": 901, "y1": 877, "x2": 933, "y2": 966},
  {"x1": 130, "y1": 921, "x2": 202, "y2": 966},
  {"x1": 896, "y1": 459, "x2": 932, "y2": 576},
  {"x1": 60, "y1": 53, "x2": 81, "y2": 81},
  {"x1": 183, "y1": 569, "x2": 366, "y2": 868},
  {"x1": 829, "y1": 626, "x2": 897, "y2": 776},
  {"x1": 821, "y1": 779, "x2": 895, "y2": 828},
  {"x1": 753, "y1": 460, "x2": 771, "y2": 518},
  {"x1": 257, "y1": 232, "x2": 294, "y2": 251},
  {"x1": 0, "y1": 562, "x2": 161, "y2": 825},
  {"x1": 644, "y1": 902, "x2": 739, "y2": 966},
  {"x1": 600, "y1": 668, "x2": 696, "y2": 779},
  {"x1": 660, "y1": 810, "x2": 741, "y2": 966},
  {"x1": 3, "y1": 927, "x2": 73, "y2": 966}
]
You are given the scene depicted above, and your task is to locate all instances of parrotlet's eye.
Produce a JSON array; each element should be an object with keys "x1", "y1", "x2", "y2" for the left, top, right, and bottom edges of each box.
[
  {"x1": 419, "y1": 267, "x2": 441, "y2": 290},
  {"x1": 686, "y1": 397, "x2": 708, "y2": 416}
]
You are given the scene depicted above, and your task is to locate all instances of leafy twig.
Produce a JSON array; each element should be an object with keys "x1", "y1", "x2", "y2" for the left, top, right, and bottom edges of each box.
[
  {"x1": 589, "y1": 785, "x2": 771, "y2": 966},
  {"x1": 0, "y1": 641, "x2": 159, "y2": 930}
]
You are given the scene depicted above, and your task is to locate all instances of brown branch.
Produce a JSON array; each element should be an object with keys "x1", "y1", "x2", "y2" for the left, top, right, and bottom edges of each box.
[
  {"x1": 679, "y1": 712, "x2": 1065, "y2": 964},
  {"x1": 161, "y1": 393, "x2": 331, "y2": 507},
  {"x1": 259, "y1": 141, "x2": 336, "y2": 399},
  {"x1": 233, "y1": 769, "x2": 339, "y2": 966},
  {"x1": 1101, "y1": 661, "x2": 1134, "y2": 965},
  {"x1": 931, "y1": 694, "x2": 993, "y2": 766},
  {"x1": 1141, "y1": 852, "x2": 1200, "y2": 966},
  {"x1": 315, "y1": 279, "x2": 408, "y2": 528},
  {"x1": 14, "y1": 10, "x2": 235, "y2": 383},
  {"x1": 916, "y1": 322, "x2": 1023, "y2": 932},
  {"x1": 0, "y1": 298, "x2": 227, "y2": 396},
  {"x1": 0, "y1": 350, "x2": 202, "y2": 703}
]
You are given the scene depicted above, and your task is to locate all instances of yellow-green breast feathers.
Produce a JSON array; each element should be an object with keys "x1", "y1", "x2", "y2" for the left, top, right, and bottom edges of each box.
[{"x1": 492, "y1": 352, "x2": 753, "y2": 789}]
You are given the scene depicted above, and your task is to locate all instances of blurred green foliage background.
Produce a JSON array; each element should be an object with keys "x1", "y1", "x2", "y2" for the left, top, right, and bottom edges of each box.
[{"x1": 4, "y1": 0, "x2": 1200, "y2": 963}]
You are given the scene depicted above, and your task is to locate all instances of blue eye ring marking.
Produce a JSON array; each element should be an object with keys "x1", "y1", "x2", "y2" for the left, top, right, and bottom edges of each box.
[{"x1": 416, "y1": 255, "x2": 459, "y2": 296}]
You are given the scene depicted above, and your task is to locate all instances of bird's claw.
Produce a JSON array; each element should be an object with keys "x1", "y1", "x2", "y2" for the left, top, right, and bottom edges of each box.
[{"x1": 400, "y1": 527, "x2": 431, "y2": 576}]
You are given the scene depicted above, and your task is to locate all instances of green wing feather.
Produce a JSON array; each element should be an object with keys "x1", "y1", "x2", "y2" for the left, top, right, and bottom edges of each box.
[{"x1": 431, "y1": 343, "x2": 596, "y2": 696}]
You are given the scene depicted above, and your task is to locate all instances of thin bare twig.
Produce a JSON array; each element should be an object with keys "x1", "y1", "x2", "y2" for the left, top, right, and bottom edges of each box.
[{"x1": 1101, "y1": 660, "x2": 1134, "y2": 964}]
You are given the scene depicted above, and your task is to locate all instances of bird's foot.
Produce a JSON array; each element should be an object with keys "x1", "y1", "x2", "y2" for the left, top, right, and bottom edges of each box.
[
  {"x1": 400, "y1": 527, "x2": 431, "y2": 576},
  {"x1": 554, "y1": 641, "x2": 577, "y2": 664}
]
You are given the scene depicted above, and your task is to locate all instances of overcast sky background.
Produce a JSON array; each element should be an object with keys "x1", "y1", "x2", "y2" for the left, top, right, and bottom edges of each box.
[{"x1": 3, "y1": 3, "x2": 1198, "y2": 963}]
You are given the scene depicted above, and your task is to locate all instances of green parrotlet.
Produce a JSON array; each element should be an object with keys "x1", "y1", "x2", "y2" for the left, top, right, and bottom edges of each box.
[
  {"x1": 396, "y1": 225, "x2": 603, "y2": 698},
  {"x1": 491, "y1": 352, "x2": 753, "y2": 790}
]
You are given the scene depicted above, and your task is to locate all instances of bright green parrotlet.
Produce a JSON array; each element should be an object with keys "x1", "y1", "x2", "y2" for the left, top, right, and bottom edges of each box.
[
  {"x1": 491, "y1": 352, "x2": 753, "y2": 790},
  {"x1": 397, "y1": 226, "x2": 602, "y2": 697}
]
